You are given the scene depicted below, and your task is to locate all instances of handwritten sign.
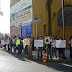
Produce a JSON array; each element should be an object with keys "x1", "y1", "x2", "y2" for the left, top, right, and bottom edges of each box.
[
  {"x1": 34, "y1": 40, "x2": 43, "y2": 47},
  {"x1": 56, "y1": 40, "x2": 66, "y2": 48}
]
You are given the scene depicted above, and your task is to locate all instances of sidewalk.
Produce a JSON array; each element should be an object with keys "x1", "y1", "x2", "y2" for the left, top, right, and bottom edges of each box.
[{"x1": 0, "y1": 48, "x2": 72, "y2": 63}]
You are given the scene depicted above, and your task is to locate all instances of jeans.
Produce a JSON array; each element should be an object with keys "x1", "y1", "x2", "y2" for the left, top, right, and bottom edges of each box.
[
  {"x1": 47, "y1": 45, "x2": 52, "y2": 59},
  {"x1": 10, "y1": 46, "x2": 12, "y2": 54},
  {"x1": 70, "y1": 48, "x2": 72, "y2": 59},
  {"x1": 25, "y1": 45, "x2": 28, "y2": 55},
  {"x1": 18, "y1": 45, "x2": 22, "y2": 54},
  {"x1": 13, "y1": 44, "x2": 16, "y2": 52},
  {"x1": 38, "y1": 47, "x2": 43, "y2": 59},
  {"x1": 8, "y1": 44, "x2": 10, "y2": 51}
]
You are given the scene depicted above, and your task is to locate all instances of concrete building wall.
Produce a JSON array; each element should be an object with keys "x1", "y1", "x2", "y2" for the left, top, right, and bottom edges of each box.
[
  {"x1": 51, "y1": 0, "x2": 72, "y2": 47},
  {"x1": 32, "y1": 0, "x2": 48, "y2": 38}
]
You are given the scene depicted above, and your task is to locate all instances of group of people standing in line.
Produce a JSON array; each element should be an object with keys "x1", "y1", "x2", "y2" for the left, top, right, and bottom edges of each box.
[
  {"x1": 38, "y1": 35, "x2": 72, "y2": 60},
  {"x1": 0, "y1": 35, "x2": 72, "y2": 60},
  {"x1": 0, "y1": 36, "x2": 33, "y2": 57}
]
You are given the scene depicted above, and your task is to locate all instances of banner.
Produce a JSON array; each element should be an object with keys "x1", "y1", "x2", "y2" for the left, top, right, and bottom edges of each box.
[
  {"x1": 56, "y1": 40, "x2": 66, "y2": 48},
  {"x1": 45, "y1": 36, "x2": 52, "y2": 44},
  {"x1": 34, "y1": 40, "x2": 43, "y2": 47},
  {"x1": 10, "y1": 0, "x2": 33, "y2": 26},
  {"x1": 21, "y1": 23, "x2": 32, "y2": 38},
  {"x1": 51, "y1": 40, "x2": 56, "y2": 48}
]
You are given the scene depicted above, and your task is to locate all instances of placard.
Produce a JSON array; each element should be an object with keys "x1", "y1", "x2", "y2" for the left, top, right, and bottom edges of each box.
[
  {"x1": 45, "y1": 36, "x2": 52, "y2": 44},
  {"x1": 56, "y1": 40, "x2": 66, "y2": 48},
  {"x1": 51, "y1": 40, "x2": 56, "y2": 48},
  {"x1": 1, "y1": 40, "x2": 4, "y2": 45},
  {"x1": 34, "y1": 40, "x2": 43, "y2": 47}
]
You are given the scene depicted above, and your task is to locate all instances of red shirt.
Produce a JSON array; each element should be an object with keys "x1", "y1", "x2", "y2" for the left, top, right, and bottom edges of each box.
[{"x1": 69, "y1": 40, "x2": 71, "y2": 47}]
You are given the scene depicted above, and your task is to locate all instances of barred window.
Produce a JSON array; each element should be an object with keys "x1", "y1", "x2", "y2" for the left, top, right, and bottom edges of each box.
[{"x1": 57, "y1": 6, "x2": 72, "y2": 27}]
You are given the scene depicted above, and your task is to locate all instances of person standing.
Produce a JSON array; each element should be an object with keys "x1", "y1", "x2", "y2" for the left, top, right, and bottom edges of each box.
[
  {"x1": 7, "y1": 38, "x2": 10, "y2": 51},
  {"x1": 28, "y1": 36, "x2": 32, "y2": 57},
  {"x1": 51, "y1": 36, "x2": 56, "y2": 58},
  {"x1": 38, "y1": 36, "x2": 43, "y2": 60},
  {"x1": 24, "y1": 36, "x2": 28, "y2": 56},
  {"x1": 12, "y1": 38, "x2": 16, "y2": 52},
  {"x1": 17, "y1": 37, "x2": 22, "y2": 55},
  {"x1": 69, "y1": 35, "x2": 72, "y2": 59},
  {"x1": 47, "y1": 36, "x2": 52, "y2": 60},
  {"x1": 9, "y1": 39, "x2": 13, "y2": 54}
]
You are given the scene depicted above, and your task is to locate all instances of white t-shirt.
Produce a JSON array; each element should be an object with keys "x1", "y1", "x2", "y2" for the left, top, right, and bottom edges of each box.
[{"x1": 12, "y1": 39, "x2": 16, "y2": 44}]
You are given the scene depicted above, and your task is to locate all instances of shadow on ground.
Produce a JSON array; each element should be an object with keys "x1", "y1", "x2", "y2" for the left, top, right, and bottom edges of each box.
[{"x1": 3, "y1": 50, "x2": 72, "y2": 72}]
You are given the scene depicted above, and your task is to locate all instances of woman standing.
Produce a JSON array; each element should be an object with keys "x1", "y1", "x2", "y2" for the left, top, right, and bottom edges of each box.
[{"x1": 9, "y1": 39, "x2": 13, "y2": 54}]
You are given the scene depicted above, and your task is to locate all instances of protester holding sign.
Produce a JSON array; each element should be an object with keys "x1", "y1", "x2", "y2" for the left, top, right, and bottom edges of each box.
[
  {"x1": 51, "y1": 36, "x2": 56, "y2": 58},
  {"x1": 69, "y1": 35, "x2": 72, "y2": 59},
  {"x1": 56, "y1": 36, "x2": 66, "y2": 59},
  {"x1": 37, "y1": 36, "x2": 43, "y2": 60}
]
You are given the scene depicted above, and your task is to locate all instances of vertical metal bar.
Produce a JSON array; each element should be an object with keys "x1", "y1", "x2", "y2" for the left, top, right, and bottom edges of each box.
[
  {"x1": 62, "y1": 0, "x2": 64, "y2": 40},
  {"x1": 36, "y1": 22, "x2": 37, "y2": 40}
]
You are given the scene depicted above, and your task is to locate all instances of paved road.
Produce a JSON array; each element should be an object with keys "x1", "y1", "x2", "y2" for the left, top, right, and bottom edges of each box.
[{"x1": 0, "y1": 50, "x2": 72, "y2": 72}]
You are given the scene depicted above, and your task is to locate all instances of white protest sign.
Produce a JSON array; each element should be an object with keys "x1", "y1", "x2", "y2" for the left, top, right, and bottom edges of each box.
[
  {"x1": 56, "y1": 40, "x2": 66, "y2": 48},
  {"x1": 51, "y1": 40, "x2": 56, "y2": 48},
  {"x1": 71, "y1": 39, "x2": 72, "y2": 47},
  {"x1": 45, "y1": 36, "x2": 52, "y2": 44},
  {"x1": 1, "y1": 40, "x2": 4, "y2": 45},
  {"x1": 34, "y1": 40, "x2": 43, "y2": 47}
]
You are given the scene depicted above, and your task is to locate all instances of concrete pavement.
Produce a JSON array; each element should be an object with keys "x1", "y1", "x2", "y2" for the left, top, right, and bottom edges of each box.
[{"x1": 0, "y1": 50, "x2": 72, "y2": 72}]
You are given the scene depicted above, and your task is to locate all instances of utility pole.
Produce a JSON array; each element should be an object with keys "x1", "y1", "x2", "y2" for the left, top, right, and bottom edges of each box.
[{"x1": 62, "y1": 0, "x2": 64, "y2": 40}]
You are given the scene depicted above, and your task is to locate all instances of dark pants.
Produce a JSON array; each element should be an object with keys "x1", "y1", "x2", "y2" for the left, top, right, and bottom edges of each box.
[
  {"x1": 10, "y1": 46, "x2": 13, "y2": 54},
  {"x1": 47, "y1": 44, "x2": 52, "y2": 59},
  {"x1": 18, "y1": 45, "x2": 22, "y2": 54},
  {"x1": 38, "y1": 47, "x2": 43, "y2": 59},
  {"x1": 4, "y1": 44, "x2": 7, "y2": 50},
  {"x1": 47, "y1": 47, "x2": 52, "y2": 59},
  {"x1": 24, "y1": 45, "x2": 28, "y2": 55},
  {"x1": 8, "y1": 44, "x2": 10, "y2": 51},
  {"x1": 70, "y1": 48, "x2": 72, "y2": 59}
]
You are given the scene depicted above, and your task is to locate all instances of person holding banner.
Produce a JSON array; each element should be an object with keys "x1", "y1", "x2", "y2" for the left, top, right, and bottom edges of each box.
[
  {"x1": 51, "y1": 36, "x2": 56, "y2": 58},
  {"x1": 56, "y1": 36, "x2": 65, "y2": 59},
  {"x1": 38, "y1": 36, "x2": 43, "y2": 60},
  {"x1": 69, "y1": 35, "x2": 72, "y2": 59}
]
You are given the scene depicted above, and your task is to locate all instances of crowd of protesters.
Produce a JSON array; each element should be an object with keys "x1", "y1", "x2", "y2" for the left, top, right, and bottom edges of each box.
[{"x1": 0, "y1": 35, "x2": 72, "y2": 60}]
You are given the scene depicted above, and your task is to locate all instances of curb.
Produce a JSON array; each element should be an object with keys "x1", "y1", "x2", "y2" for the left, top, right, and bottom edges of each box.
[{"x1": 0, "y1": 49, "x2": 72, "y2": 63}]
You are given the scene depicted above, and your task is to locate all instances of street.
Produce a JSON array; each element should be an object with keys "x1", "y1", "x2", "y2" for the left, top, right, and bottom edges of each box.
[{"x1": 0, "y1": 50, "x2": 72, "y2": 72}]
